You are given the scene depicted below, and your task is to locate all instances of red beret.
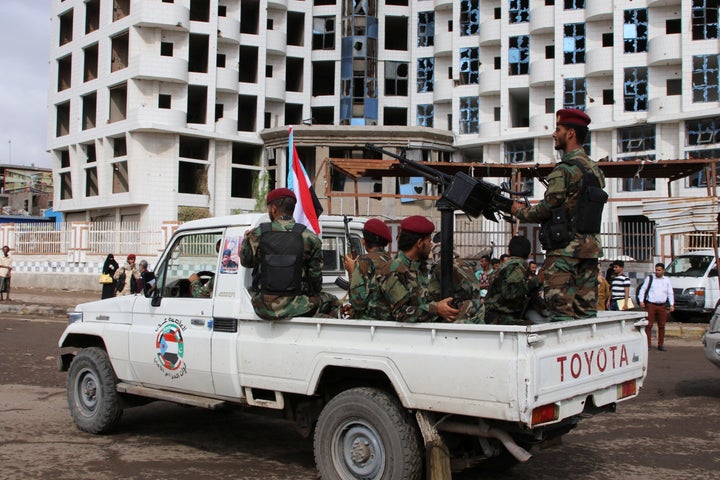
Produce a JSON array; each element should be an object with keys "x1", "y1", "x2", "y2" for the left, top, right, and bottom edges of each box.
[
  {"x1": 266, "y1": 188, "x2": 296, "y2": 204},
  {"x1": 556, "y1": 108, "x2": 591, "y2": 128},
  {"x1": 400, "y1": 216, "x2": 435, "y2": 235},
  {"x1": 364, "y1": 218, "x2": 392, "y2": 242},
  {"x1": 127, "y1": 254, "x2": 136, "y2": 260}
]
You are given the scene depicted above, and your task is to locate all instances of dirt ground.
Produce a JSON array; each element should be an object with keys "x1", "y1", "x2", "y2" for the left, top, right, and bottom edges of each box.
[{"x1": 1, "y1": 314, "x2": 719, "y2": 479}]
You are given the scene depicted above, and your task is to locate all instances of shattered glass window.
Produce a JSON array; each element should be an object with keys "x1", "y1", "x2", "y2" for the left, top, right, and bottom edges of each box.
[
  {"x1": 459, "y1": 47, "x2": 479, "y2": 84},
  {"x1": 685, "y1": 117, "x2": 720, "y2": 146},
  {"x1": 508, "y1": 36, "x2": 529, "y2": 75},
  {"x1": 459, "y1": 96, "x2": 479, "y2": 134},
  {"x1": 617, "y1": 124, "x2": 656, "y2": 191},
  {"x1": 623, "y1": 9, "x2": 648, "y2": 53},
  {"x1": 563, "y1": 78, "x2": 586, "y2": 110},
  {"x1": 460, "y1": 0, "x2": 479, "y2": 36},
  {"x1": 417, "y1": 104, "x2": 434, "y2": 128},
  {"x1": 623, "y1": 67, "x2": 648, "y2": 111},
  {"x1": 564, "y1": 0, "x2": 585, "y2": 9},
  {"x1": 509, "y1": 0, "x2": 529, "y2": 24},
  {"x1": 692, "y1": 0, "x2": 719, "y2": 40},
  {"x1": 504, "y1": 138, "x2": 534, "y2": 164},
  {"x1": 418, "y1": 11, "x2": 434, "y2": 47},
  {"x1": 563, "y1": 23, "x2": 585, "y2": 64},
  {"x1": 692, "y1": 54, "x2": 720, "y2": 103},
  {"x1": 417, "y1": 57, "x2": 434, "y2": 93}
]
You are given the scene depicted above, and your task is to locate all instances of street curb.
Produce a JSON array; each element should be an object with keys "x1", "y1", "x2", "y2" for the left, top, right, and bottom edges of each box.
[
  {"x1": 663, "y1": 323, "x2": 708, "y2": 340},
  {"x1": 0, "y1": 304, "x2": 70, "y2": 317}
]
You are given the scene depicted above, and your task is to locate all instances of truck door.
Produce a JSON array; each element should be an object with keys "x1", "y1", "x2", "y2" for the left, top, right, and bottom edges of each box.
[{"x1": 129, "y1": 229, "x2": 223, "y2": 395}]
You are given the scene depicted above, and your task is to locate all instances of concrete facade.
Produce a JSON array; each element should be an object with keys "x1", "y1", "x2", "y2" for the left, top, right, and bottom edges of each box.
[{"x1": 47, "y1": 0, "x2": 720, "y2": 228}]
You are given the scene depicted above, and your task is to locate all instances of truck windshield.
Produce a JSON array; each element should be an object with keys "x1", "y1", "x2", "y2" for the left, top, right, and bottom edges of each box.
[{"x1": 665, "y1": 255, "x2": 713, "y2": 277}]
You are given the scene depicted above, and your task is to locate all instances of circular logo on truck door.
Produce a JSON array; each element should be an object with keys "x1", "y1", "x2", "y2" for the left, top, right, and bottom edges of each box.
[{"x1": 155, "y1": 322, "x2": 185, "y2": 371}]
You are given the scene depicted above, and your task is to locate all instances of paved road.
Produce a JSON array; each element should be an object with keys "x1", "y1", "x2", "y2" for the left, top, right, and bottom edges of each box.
[{"x1": 0, "y1": 316, "x2": 718, "y2": 479}]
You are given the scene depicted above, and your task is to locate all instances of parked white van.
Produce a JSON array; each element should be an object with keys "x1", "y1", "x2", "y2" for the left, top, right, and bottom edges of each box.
[{"x1": 664, "y1": 250, "x2": 720, "y2": 317}]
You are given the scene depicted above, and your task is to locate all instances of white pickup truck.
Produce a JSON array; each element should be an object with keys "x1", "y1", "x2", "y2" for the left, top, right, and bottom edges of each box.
[{"x1": 58, "y1": 213, "x2": 649, "y2": 479}]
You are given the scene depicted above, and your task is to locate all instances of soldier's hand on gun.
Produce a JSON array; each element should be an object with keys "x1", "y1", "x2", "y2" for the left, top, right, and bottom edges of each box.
[
  {"x1": 437, "y1": 297, "x2": 460, "y2": 322},
  {"x1": 510, "y1": 202, "x2": 524, "y2": 216},
  {"x1": 343, "y1": 254, "x2": 356, "y2": 275}
]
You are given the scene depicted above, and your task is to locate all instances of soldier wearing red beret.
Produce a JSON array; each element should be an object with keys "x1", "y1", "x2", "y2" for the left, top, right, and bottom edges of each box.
[
  {"x1": 240, "y1": 188, "x2": 339, "y2": 319},
  {"x1": 511, "y1": 109, "x2": 607, "y2": 322},
  {"x1": 343, "y1": 218, "x2": 393, "y2": 319},
  {"x1": 375, "y1": 216, "x2": 459, "y2": 323}
]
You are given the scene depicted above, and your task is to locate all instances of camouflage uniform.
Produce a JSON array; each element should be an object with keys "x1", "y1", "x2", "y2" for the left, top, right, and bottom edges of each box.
[
  {"x1": 484, "y1": 257, "x2": 538, "y2": 325},
  {"x1": 190, "y1": 276, "x2": 213, "y2": 298},
  {"x1": 376, "y1": 251, "x2": 439, "y2": 323},
  {"x1": 515, "y1": 148, "x2": 605, "y2": 321},
  {"x1": 240, "y1": 218, "x2": 338, "y2": 319},
  {"x1": 349, "y1": 250, "x2": 392, "y2": 319},
  {"x1": 430, "y1": 259, "x2": 484, "y2": 324}
]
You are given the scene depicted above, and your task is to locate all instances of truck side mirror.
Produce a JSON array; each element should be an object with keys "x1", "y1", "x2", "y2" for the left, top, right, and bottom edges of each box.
[{"x1": 151, "y1": 290, "x2": 162, "y2": 307}]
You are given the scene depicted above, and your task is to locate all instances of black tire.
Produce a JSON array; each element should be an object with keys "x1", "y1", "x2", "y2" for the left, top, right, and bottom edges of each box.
[
  {"x1": 313, "y1": 387, "x2": 422, "y2": 480},
  {"x1": 66, "y1": 347, "x2": 122, "y2": 434}
]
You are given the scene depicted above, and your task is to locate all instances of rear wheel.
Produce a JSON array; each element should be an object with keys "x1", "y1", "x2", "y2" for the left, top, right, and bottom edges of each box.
[
  {"x1": 314, "y1": 387, "x2": 422, "y2": 480},
  {"x1": 66, "y1": 347, "x2": 122, "y2": 434}
]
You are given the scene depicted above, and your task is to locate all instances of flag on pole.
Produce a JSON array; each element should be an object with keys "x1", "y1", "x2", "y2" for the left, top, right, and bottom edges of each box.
[{"x1": 287, "y1": 126, "x2": 323, "y2": 234}]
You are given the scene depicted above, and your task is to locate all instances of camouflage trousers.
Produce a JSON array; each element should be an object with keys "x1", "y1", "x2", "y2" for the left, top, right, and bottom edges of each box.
[{"x1": 543, "y1": 255, "x2": 598, "y2": 322}]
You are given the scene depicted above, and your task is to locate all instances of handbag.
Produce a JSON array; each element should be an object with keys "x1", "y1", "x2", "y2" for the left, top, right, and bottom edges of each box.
[{"x1": 99, "y1": 273, "x2": 113, "y2": 284}]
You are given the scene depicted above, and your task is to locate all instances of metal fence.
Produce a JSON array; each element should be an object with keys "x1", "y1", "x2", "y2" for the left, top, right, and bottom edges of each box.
[{"x1": 7, "y1": 218, "x2": 660, "y2": 262}]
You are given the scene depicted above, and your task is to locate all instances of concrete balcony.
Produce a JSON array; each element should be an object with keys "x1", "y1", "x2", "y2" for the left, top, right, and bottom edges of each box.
[
  {"x1": 529, "y1": 5, "x2": 554, "y2": 34},
  {"x1": 648, "y1": 0, "x2": 681, "y2": 6},
  {"x1": 434, "y1": 0, "x2": 453, "y2": 10},
  {"x1": 648, "y1": 94, "x2": 681, "y2": 119},
  {"x1": 132, "y1": 106, "x2": 186, "y2": 130},
  {"x1": 585, "y1": 2, "x2": 613, "y2": 21},
  {"x1": 265, "y1": 78, "x2": 287, "y2": 102},
  {"x1": 131, "y1": 55, "x2": 188, "y2": 83},
  {"x1": 267, "y1": 0, "x2": 288, "y2": 9},
  {"x1": 529, "y1": 58, "x2": 554, "y2": 87},
  {"x1": 134, "y1": 1, "x2": 189, "y2": 31},
  {"x1": 433, "y1": 30, "x2": 452, "y2": 56},
  {"x1": 215, "y1": 117, "x2": 237, "y2": 135},
  {"x1": 478, "y1": 70, "x2": 501, "y2": 96},
  {"x1": 585, "y1": 104, "x2": 614, "y2": 126},
  {"x1": 216, "y1": 67, "x2": 239, "y2": 93},
  {"x1": 479, "y1": 19, "x2": 501, "y2": 46},
  {"x1": 217, "y1": 16, "x2": 240, "y2": 44},
  {"x1": 648, "y1": 34, "x2": 682, "y2": 66},
  {"x1": 530, "y1": 113, "x2": 554, "y2": 132},
  {"x1": 585, "y1": 47, "x2": 613, "y2": 77},
  {"x1": 266, "y1": 29, "x2": 287, "y2": 56},
  {"x1": 433, "y1": 79, "x2": 453, "y2": 103}
]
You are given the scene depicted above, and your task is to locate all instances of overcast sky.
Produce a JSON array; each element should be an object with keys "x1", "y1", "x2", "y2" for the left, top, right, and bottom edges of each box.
[{"x1": 0, "y1": 1, "x2": 52, "y2": 169}]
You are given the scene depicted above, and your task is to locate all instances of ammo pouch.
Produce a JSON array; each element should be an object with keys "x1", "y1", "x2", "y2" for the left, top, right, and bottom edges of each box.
[{"x1": 539, "y1": 207, "x2": 573, "y2": 250}]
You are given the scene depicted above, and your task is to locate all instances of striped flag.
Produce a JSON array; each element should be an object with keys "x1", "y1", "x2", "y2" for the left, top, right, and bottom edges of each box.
[{"x1": 287, "y1": 126, "x2": 323, "y2": 234}]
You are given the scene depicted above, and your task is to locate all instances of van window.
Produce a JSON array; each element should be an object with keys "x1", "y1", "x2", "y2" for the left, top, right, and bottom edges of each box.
[
  {"x1": 321, "y1": 233, "x2": 363, "y2": 274},
  {"x1": 665, "y1": 255, "x2": 713, "y2": 278}
]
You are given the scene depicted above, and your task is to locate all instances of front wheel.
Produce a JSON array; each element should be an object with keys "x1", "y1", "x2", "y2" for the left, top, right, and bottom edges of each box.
[
  {"x1": 314, "y1": 387, "x2": 422, "y2": 480},
  {"x1": 66, "y1": 347, "x2": 122, "y2": 434}
]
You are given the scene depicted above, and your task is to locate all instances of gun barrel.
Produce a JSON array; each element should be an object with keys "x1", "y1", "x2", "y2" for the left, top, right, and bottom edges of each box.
[{"x1": 365, "y1": 143, "x2": 452, "y2": 185}]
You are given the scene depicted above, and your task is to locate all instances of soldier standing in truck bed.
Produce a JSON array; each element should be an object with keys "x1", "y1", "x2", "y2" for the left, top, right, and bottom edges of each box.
[{"x1": 511, "y1": 109, "x2": 607, "y2": 321}]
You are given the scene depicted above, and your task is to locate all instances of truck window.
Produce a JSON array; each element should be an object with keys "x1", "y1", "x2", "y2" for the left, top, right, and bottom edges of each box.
[
  {"x1": 321, "y1": 233, "x2": 363, "y2": 274},
  {"x1": 155, "y1": 231, "x2": 223, "y2": 298},
  {"x1": 665, "y1": 255, "x2": 713, "y2": 277}
]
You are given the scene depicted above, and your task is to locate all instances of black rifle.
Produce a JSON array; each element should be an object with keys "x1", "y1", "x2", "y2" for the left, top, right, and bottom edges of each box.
[
  {"x1": 334, "y1": 215, "x2": 356, "y2": 292},
  {"x1": 365, "y1": 143, "x2": 522, "y2": 299}
]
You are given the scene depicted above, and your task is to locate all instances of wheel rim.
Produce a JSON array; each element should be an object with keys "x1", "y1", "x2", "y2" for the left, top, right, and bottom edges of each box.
[
  {"x1": 333, "y1": 420, "x2": 385, "y2": 479},
  {"x1": 75, "y1": 367, "x2": 99, "y2": 416}
]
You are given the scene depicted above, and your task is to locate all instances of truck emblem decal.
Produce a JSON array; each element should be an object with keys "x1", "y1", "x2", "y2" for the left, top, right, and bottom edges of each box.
[{"x1": 154, "y1": 320, "x2": 187, "y2": 379}]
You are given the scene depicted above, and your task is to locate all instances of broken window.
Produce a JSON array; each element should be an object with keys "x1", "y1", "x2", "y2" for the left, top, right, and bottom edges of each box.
[
  {"x1": 418, "y1": 12, "x2": 434, "y2": 47},
  {"x1": 509, "y1": 36, "x2": 529, "y2": 75},
  {"x1": 84, "y1": 44, "x2": 98, "y2": 82},
  {"x1": 509, "y1": 0, "x2": 529, "y2": 24},
  {"x1": 504, "y1": 139, "x2": 534, "y2": 164},
  {"x1": 313, "y1": 16, "x2": 336, "y2": 50},
  {"x1": 417, "y1": 104, "x2": 434, "y2": 127},
  {"x1": 85, "y1": 0, "x2": 99, "y2": 33},
  {"x1": 459, "y1": 47, "x2": 479, "y2": 84},
  {"x1": 112, "y1": 161, "x2": 129, "y2": 194},
  {"x1": 178, "y1": 162, "x2": 208, "y2": 195},
  {"x1": 564, "y1": 0, "x2": 584, "y2": 8},
  {"x1": 563, "y1": 23, "x2": 585, "y2": 64},
  {"x1": 417, "y1": 58, "x2": 434, "y2": 93},
  {"x1": 113, "y1": 0, "x2": 130, "y2": 21},
  {"x1": 692, "y1": 54, "x2": 720, "y2": 103},
  {"x1": 56, "y1": 101, "x2": 70, "y2": 137},
  {"x1": 687, "y1": 149, "x2": 720, "y2": 187},
  {"x1": 691, "y1": 0, "x2": 718, "y2": 40},
  {"x1": 623, "y1": 67, "x2": 648, "y2": 111},
  {"x1": 187, "y1": 85, "x2": 207, "y2": 124},
  {"x1": 82, "y1": 92, "x2": 97, "y2": 130},
  {"x1": 623, "y1": 9, "x2": 648, "y2": 53},
  {"x1": 60, "y1": 172, "x2": 72, "y2": 200},
  {"x1": 58, "y1": 55, "x2": 72, "y2": 91},
  {"x1": 686, "y1": 117, "x2": 720, "y2": 147},
  {"x1": 618, "y1": 124, "x2": 656, "y2": 191},
  {"x1": 460, "y1": 0, "x2": 479, "y2": 36},
  {"x1": 59, "y1": 9, "x2": 73, "y2": 46},
  {"x1": 111, "y1": 31, "x2": 129, "y2": 72},
  {"x1": 385, "y1": 61, "x2": 408, "y2": 96},
  {"x1": 459, "y1": 97, "x2": 479, "y2": 134},
  {"x1": 563, "y1": 78, "x2": 586, "y2": 110},
  {"x1": 85, "y1": 167, "x2": 98, "y2": 197}
]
